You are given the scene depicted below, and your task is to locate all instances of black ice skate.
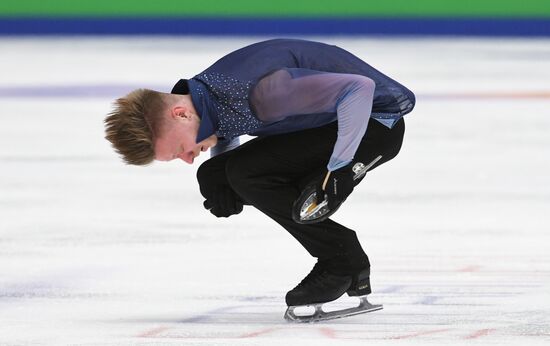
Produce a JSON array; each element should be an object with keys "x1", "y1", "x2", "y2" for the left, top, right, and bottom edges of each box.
[
  {"x1": 292, "y1": 155, "x2": 383, "y2": 224},
  {"x1": 284, "y1": 263, "x2": 383, "y2": 322}
]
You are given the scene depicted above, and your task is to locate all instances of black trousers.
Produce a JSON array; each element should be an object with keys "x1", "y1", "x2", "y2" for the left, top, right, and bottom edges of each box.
[{"x1": 197, "y1": 118, "x2": 405, "y2": 275}]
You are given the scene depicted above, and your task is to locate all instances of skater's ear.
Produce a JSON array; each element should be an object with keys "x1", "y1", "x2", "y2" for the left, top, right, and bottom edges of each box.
[{"x1": 170, "y1": 105, "x2": 192, "y2": 121}]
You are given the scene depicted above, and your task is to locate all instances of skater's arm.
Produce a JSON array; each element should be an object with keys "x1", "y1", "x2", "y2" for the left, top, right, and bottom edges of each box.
[
  {"x1": 250, "y1": 68, "x2": 375, "y2": 171},
  {"x1": 210, "y1": 137, "x2": 240, "y2": 157}
]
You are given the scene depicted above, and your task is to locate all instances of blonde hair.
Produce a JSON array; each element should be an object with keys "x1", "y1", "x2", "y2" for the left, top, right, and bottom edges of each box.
[{"x1": 104, "y1": 89, "x2": 166, "y2": 165}]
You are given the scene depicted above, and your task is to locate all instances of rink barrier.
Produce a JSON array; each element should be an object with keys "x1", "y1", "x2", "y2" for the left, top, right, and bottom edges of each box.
[
  {"x1": 0, "y1": 17, "x2": 549, "y2": 36},
  {"x1": 1, "y1": 1, "x2": 549, "y2": 17}
]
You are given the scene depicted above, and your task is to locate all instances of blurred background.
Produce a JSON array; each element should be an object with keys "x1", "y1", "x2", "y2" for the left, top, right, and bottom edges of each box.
[
  {"x1": 1, "y1": 0, "x2": 549, "y2": 36},
  {"x1": 1, "y1": 1, "x2": 549, "y2": 345}
]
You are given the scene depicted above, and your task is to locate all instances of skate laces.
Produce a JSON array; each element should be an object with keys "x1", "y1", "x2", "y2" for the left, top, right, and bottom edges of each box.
[{"x1": 294, "y1": 261, "x2": 329, "y2": 289}]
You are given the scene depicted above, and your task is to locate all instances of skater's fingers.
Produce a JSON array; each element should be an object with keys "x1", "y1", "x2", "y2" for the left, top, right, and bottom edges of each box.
[
  {"x1": 221, "y1": 186, "x2": 240, "y2": 215},
  {"x1": 327, "y1": 192, "x2": 346, "y2": 210},
  {"x1": 229, "y1": 189, "x2": 240, "y2": 213},
  {"x1": 232, "y1": 197, "x2": 243, "y2": 215},
  {"x1": 327, "y1": 196, "x2": 338, "y2": 210},
  {"x1": 205, "y1": 185, "x2": 243, "y2": 217},
  {"x1": 203, "y1": 199, "x2": 214, "y2": 210},
  {"x1": 220, "y1": 187, "x2": 232, "y2": 212},
  {"x1": 217, "y1": 188, "x2": 227, "y2": 211},
  {"x1": 210, "y1": 207, "x2": 227, "y2": 217}
]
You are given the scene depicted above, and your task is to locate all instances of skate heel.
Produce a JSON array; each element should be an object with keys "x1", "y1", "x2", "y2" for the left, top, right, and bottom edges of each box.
[{"x1": 346, "y1": 268, "x2": 371, "y2": 296}]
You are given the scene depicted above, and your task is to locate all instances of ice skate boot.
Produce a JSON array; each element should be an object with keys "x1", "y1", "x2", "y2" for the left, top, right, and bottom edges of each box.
[{"x1": 284, "y1": 264, "x2": 383, "y2": 322}]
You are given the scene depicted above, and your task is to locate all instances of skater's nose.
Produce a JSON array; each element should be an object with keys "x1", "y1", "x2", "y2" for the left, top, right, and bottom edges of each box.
[{"x1": 178, "y1": 152, "x2": 194, "y2": 164}]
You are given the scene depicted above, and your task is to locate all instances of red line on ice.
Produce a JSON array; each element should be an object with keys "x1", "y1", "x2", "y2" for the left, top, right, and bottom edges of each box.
[
  {"x1": 137, "y1": 326, "x2": 172, "y2": 338},
  {"x1": 318, "y1": 327, "x2": 337, "y2": 338},
  {"x1": 239, "y1": 327, "x2": 280, "y2": 338},
  {"x1": 463, "y1": 328, "x2": 495, "y2": 339},
  {"x1": 389, "y1": 328, "x2": 451, "y2": 339},
  {"x1": 457, "y1": 265, "x2": 481, "y2": 272}
]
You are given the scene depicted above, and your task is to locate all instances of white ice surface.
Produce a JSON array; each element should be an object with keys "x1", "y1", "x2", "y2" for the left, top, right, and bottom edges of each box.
[{"x1": 0, "y1": 37, "x2": 549, "y2": 345}]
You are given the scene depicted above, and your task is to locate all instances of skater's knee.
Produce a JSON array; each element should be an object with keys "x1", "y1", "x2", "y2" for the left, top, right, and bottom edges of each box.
[
  {"x1": 196, "y1": 160, "x2": 212, "y2": 185},
  {"x1": 383, "y1": 119, "x2": 405, "y2": 161},
  {"x1": 225, "y1": 155, "x2": 249, "y2": 192},
  {"x1": 385, "y1": 138, "x2": 403, "y2": 162}
]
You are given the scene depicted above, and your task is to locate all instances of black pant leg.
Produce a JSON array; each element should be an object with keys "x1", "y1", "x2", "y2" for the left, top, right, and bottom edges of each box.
[
  {"x1": 200, "y1": 118, "x2": 405, "y2": 274},
  {"x1": 223, "y1": 124, "x2": 364, "y2": 274}
]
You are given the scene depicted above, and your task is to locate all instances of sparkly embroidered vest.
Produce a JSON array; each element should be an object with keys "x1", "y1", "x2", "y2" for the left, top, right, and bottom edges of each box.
[
  {"x1": 187, "y1": 39, "x2": 415, "y2": 140},
  {"x1": 192, "y1": 72, "x2": 263, "y2": 140}
]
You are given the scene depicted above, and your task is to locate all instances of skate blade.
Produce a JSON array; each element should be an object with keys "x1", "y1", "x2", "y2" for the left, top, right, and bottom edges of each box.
[
  {"x1": 284, "y1": 296, "x2": 383, "y2": 323},
  {"x1": 292, "y1": 185, "x2": 333, "y2": 224},
  {"x1": 300, "y1": 196, "x2": 328, "y2": 221},
  {"x1": 292, "y1": 155, "x2": 383, "y2": 225}
]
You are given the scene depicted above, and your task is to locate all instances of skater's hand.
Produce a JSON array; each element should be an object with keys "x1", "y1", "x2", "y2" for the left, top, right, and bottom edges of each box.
[
  {"x1": 203, "y1": 185, "x2": 244, "y2": 218},
  {"x1": 317, "y1": 163, "x2": 355, "y2": 210}
]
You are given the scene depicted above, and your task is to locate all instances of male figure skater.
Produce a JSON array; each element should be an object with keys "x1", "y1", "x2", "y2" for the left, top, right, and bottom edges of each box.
[{"x1": 105, "y1": 39, "x2": 415, "y2": 322}]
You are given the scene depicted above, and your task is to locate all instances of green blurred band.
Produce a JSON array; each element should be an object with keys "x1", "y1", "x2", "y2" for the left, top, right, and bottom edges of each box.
[{"x1": 1, "y1": 0, "x2": 550, "y2": 17}]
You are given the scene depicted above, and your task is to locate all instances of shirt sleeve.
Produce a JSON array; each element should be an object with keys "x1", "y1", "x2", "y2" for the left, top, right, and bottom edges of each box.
[
  {"x1": 210, "y1": 137, "x2": 240, "y2": 157},
  {"x1": 250, "y1": 68, "x2": 375, "y2": 171}
]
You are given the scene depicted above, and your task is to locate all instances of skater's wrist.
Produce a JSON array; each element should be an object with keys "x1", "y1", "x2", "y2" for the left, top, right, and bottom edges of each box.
[{"x1": 327, "y1": 159, "x2": 352, "y2": 172}]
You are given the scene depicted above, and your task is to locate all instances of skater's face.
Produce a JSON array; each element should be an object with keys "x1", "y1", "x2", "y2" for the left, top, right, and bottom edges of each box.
[{"x1": 154, "y1": 106, "x2": 217, "y2": 164}]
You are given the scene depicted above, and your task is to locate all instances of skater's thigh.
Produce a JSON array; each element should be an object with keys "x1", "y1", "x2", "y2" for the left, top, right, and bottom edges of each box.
[
  {"x1": 227, "y1": 123, "x2": 338, "y2": 180},
  {"x1": 198, "y1": 134, "x2": 271, "y2": 178}
]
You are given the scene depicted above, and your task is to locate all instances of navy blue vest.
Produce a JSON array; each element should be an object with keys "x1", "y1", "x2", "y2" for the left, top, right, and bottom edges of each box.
[{"x1": 176, "y1": 39, "x2": 415, "y2": 141}]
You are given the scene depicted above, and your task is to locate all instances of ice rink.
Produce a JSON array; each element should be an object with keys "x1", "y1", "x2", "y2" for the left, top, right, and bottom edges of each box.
[{"x1": 1, "y1": 36, "x2": 549, "y2": 345}]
